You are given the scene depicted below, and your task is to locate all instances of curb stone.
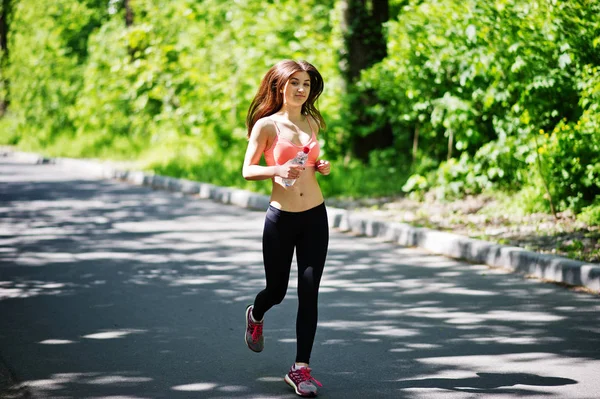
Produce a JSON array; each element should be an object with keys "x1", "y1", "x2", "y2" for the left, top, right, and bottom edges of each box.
[{"x1": 2, "y1": 148, "x2": 599, "y2": 294}]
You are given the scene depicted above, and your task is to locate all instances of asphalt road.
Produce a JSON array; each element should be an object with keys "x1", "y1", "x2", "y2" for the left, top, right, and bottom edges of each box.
[{"x1": 1, "y1": 156, "x2": 599, "y2": 399}]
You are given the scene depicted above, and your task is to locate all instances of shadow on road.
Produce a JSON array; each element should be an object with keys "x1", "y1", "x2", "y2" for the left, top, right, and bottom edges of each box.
[
  {"x1": 395, "y1": 372, "x2": 577, "y2": 393},
  {"x1": 0, "y1": 161, "x2": 599, "y2": 398}
]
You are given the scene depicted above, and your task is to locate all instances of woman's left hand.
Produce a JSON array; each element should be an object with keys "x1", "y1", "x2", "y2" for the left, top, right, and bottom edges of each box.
[{"x1": 316, "y1": 159, "x2": 330, "y2": 176}]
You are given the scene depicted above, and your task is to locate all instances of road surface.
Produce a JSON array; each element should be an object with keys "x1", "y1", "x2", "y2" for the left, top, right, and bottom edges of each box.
[{"x1": 1, "y1": 156, "x2": 599, "y2": 398}]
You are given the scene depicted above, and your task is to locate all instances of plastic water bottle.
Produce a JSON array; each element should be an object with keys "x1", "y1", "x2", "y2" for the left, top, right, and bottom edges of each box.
[{"x1": 282, "y1": 146, "x2": 310, "y2": 187}]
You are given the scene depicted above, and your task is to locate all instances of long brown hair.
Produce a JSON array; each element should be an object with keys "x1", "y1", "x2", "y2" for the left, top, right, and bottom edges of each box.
[{"x1": 246, "y1": 60, "x2": 326, "y2": 138}]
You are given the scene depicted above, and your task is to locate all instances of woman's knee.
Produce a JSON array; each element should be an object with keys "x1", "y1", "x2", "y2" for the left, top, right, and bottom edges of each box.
[
  {"x1": 299, "y1": 266, "x2": 322, "y2": 291},
  {"x1": 267, "y1": 287, "x2": 287, "y2": 305}
]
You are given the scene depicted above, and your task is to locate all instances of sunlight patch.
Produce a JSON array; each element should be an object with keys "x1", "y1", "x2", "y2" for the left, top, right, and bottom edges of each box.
[
  {"x1": 172, "y1": 382, "x2": 217, "y2": 391},
  {"x1": 322, "y1": 339, "x2": 349, "y2": 345},
  {"x1": 406, "y1": 343, "x2": 442, "y2": 349},
  {"x1": 366, "y1": 326, "x2": 418, "y2": 338},
  {"x1": 257, "y1": 376, "x2": 284, "y2": 382},
  {"x1": 38, "y1": 283, "x2": 65, "y2": 289},
  {"x1": 440, "y1": 287, "x2": 497, "y2": 296},
  {"x1": 437, "y1": 271, "x2": 463, "y2": 277},
  {"x1": 318, "y1": 287, "x2": 338, "y2": 293},
  {"x1": 86, "y1": 376, "x2": 153, "y2": 385},
  {"x1": 86, "y1": 396, "x2": 151, "y2": 399},
  {"x1": 217, "y1": 385, "x2": 247, "y2": 392},
  {"x1": 82, "y1": 329, "x2": 145, "y2": 340},
  {"x1": 346, "y1": 287, "x2": 373, "y2": 292},
  {"x1": 170, "y1": 275, "x2": 231, "y2": 286},
  {"x1": 413, "y1": 352, "x2": 598, "y2": 377},
  {"x1": 172, "y1": 277, "x2": 220, "y2": 285},
  {"x1": 39, "y1": 339, "x2": 76, "y2": 345},
  {"x1": 0, "y1": 280, "x2": 73, "y2": 300},
  {"x1": 24, "y1": 379, "x2": 64, "y2": 390},
  {"x1": 114, "y1": 221, "x2": 202, "y2": 233},
  {"x1": 76, "y1": 252, "x2": 135, "y2": 260}
]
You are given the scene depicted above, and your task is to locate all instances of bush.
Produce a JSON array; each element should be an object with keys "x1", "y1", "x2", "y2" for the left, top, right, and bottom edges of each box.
[
  {"x1": 578, "y1": 202, "x2": 600, "y2": 226},
  {"x1": 544, "y1": 65, "x2": 600, "y2": 211},
  {"x1": 373, "y1": 0, "x2": 600, "y2": 214}
]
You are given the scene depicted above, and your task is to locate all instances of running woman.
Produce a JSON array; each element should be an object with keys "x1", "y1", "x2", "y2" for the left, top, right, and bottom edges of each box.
[{"x1": 242, "y1": 59, "x2": 331, "y2": 397}]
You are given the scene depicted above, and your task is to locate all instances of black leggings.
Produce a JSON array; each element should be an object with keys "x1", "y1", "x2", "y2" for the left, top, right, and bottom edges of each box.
[{"x1": 252, "y1": 202, "x2": 329, "y2": 364}]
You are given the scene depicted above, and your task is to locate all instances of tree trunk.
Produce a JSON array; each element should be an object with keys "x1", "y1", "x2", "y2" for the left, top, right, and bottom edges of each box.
[
  {"x1": 447, "y1": 129, "x2": 453, "y2": 161},
  {"x1": 341, "y1": 0, "x2": 388, "y2": 81},
  {"x1": 0, "y1": 0, "x2": 10, "y2": 116},
  {"x1": 123, "y1": 0, "x2": 135, "y2": 59},
  {"x1": 124, "y1": 0, "x2": 134, "y2": 27},
  {"x1": 0, "y1": 0, "x2": 8, "y2": 54},
  {"x1": 340, "y1": 0, "x2": 393, "y2": 162},
  {"x1": 412, "y1": 123, "x2": 419, "y2": 162}
]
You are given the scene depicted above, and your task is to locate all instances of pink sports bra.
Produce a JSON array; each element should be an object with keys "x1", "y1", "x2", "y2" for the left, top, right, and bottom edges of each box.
[{"x1": 264, "y1": 117, "x2": 320, "y2": 167}]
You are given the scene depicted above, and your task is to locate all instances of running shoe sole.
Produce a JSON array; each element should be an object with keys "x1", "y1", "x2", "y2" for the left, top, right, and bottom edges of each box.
[{"x1": 285, "y1": 374, "x2": 318, "y2": 397}]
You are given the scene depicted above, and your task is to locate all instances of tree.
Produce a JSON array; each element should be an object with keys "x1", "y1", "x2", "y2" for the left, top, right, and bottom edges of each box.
[
  {"x1": 340, "y1": 0, "x2": 393, "y2": 161},
  {"x1": 0, "y1": 0, "x2": 11, "y2": 116},
  {"x1": 124, "y1": 0, "x2": 133, "y2": 27}
]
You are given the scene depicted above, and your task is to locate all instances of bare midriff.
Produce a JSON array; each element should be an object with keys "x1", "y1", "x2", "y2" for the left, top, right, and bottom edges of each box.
[{"x1": 269, "y1": 166, "x2": 324, "y2": 212}]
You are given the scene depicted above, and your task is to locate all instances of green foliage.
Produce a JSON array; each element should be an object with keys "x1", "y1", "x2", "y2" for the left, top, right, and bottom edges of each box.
[
  {"x1": 0, "y1": 113, "x2": 19, "y2": 144},
  {"x1": 319, "y1": 158, "x2": 407, "y2": 199},
  {"x1": 69, "y1": 0, "x2": 341, "y2": 165},
  {"x1": 362, "y1": 0, "x2": 600, "y2": 212},
  {"x1": 1, "y1": 0, "x2": 599, "y2": 215},
  {"x1": 2, "y1": 0, "x2": 108, "y2": 147},
  {"x1": 578, "y1": 201, "x2": 600, "y2": 226},
  {"x1": 544, "y1": 86, "x2": 600, "y2": 210},
  {"x1": 402, "y1": 174, "x2": 429, "y2": 200}
]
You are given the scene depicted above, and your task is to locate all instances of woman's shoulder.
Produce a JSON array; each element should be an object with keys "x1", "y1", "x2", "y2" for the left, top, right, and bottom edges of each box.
[
  {"x1": 252, "y1": 116, "x2": 277, "y2": 134},
  {"x1": 249, "y1": 116, "x2": 278, "y2": 144},
  {"x1": 258, "y1": 115, "x2": 280, "y2": 128}
]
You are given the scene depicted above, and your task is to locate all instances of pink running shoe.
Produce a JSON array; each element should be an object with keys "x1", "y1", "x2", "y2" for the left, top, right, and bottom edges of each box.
[
  {"x1": 245, "y1": 305, "x2": 264, "y2": 352},
  {"x1": 285, "y1": 365, "x2": 322, "y2": 397}
]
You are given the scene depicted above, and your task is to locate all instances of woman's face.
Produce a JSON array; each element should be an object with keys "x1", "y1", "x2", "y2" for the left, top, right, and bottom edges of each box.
[{"x1": 282, "y1": 71, "x2": 311, "y2": 108}]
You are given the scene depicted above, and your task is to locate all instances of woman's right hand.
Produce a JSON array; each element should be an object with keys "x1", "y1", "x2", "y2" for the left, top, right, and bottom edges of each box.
[{"x1": 277, "y1": 163, "x2": 304, "y2": 180}]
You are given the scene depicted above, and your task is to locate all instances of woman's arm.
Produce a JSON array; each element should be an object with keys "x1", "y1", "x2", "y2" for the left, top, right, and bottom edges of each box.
[{"x1": 242, "y1": 119, "x2": 280, "y2": 181}]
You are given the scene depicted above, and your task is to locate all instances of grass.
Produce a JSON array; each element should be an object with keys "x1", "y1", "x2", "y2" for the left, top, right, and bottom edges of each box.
[{"x1": 339, "y1": 192, "x2": 600, "y2": 264}]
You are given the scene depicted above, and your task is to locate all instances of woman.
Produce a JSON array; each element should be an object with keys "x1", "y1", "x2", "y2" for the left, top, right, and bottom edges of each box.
[{"x1": 242, "y1": 59, "x2": 331, "y2": 398}]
